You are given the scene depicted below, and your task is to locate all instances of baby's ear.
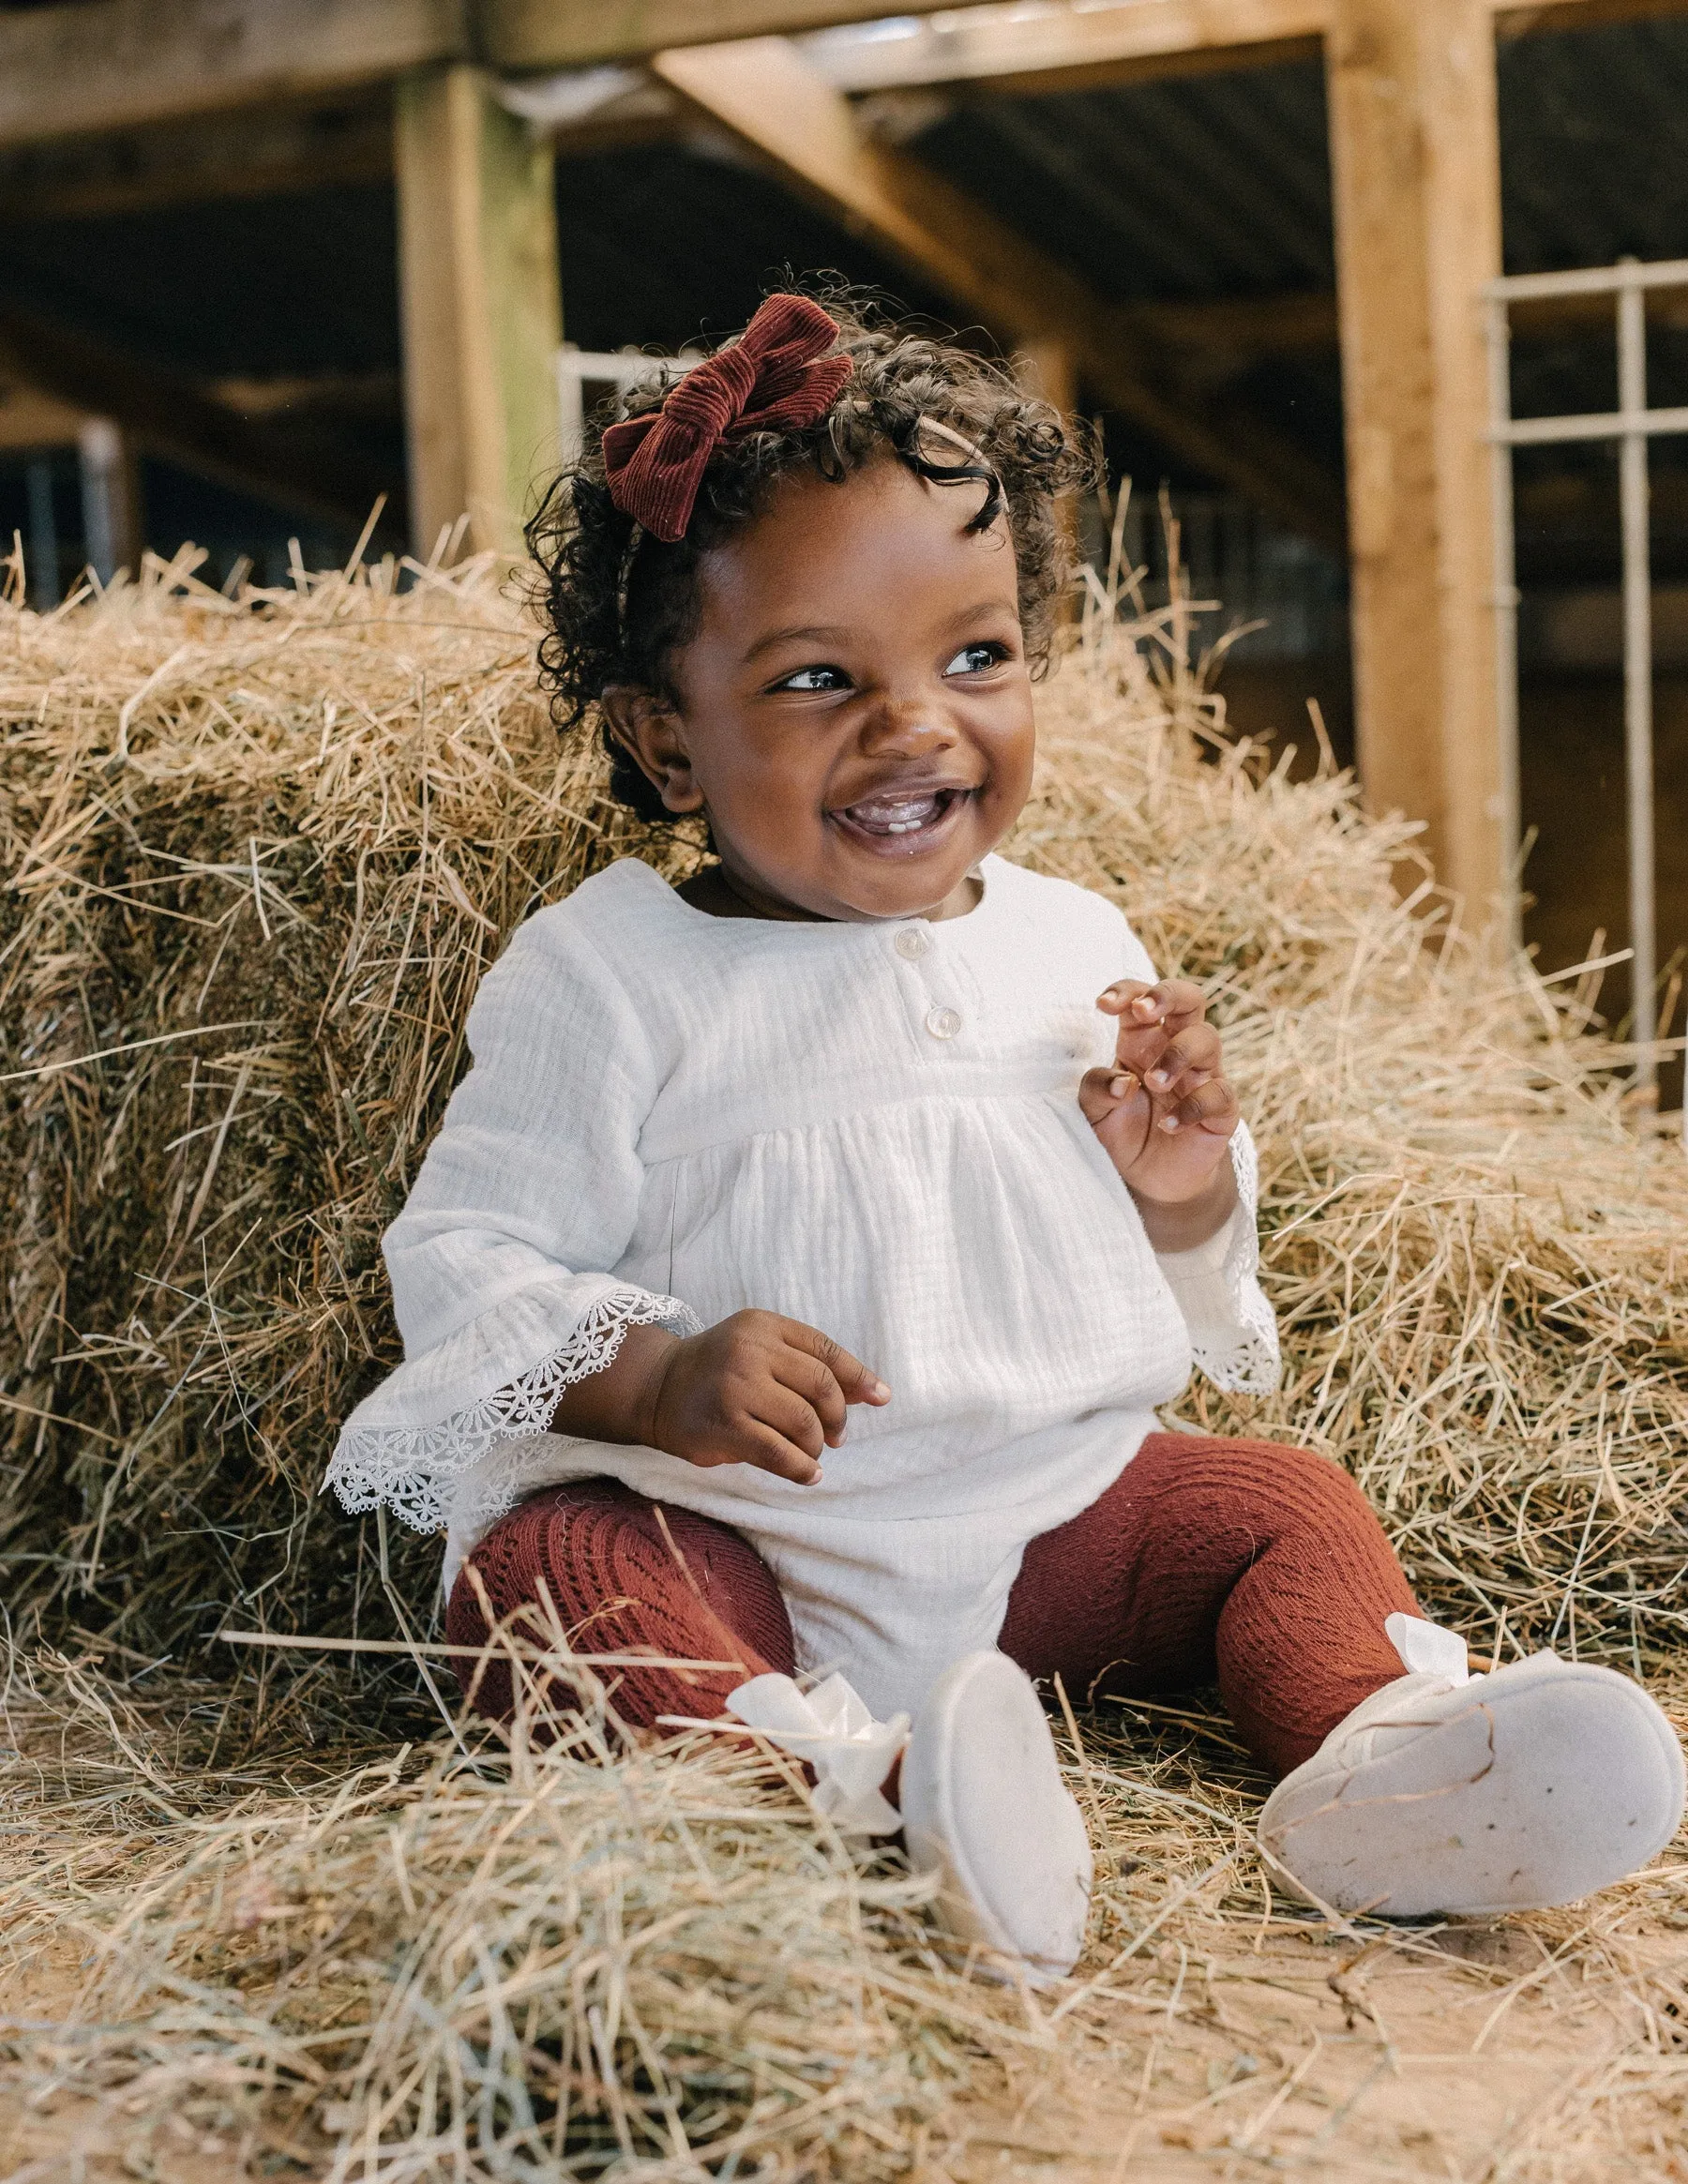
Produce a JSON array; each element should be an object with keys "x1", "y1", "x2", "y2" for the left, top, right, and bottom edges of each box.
[{"x1": 600, "y1": 686, "x2": 704, "y2": 815}]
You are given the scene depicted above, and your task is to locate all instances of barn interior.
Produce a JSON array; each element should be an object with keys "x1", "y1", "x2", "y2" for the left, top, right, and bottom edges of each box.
[{"x1": 0, "y1": 0, "x2": 1683, "y2": 1101}]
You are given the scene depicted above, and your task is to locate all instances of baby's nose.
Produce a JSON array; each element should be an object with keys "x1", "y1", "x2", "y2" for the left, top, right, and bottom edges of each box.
[{"x1": 861, "y1": 701, "x2": 952, "y2": 753}]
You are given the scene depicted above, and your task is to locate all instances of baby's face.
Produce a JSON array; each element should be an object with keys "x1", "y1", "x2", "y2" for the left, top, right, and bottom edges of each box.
[{"x1": 618, "y1": 457, "x2": 1035, "y2": 923}]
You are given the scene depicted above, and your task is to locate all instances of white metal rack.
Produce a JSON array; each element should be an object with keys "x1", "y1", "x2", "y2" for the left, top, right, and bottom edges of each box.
[
  {"x1": 554, "y1": 344, "x2": 696, "y2": 469},
  {"x1": 1485, "y1": 255, "x2": 1688, "y2": 1126}
]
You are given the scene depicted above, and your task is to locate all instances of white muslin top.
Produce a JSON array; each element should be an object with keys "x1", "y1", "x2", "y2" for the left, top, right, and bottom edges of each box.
[{"x1": 327, "y1": 852, "x2": 1278, "y2": 1718}]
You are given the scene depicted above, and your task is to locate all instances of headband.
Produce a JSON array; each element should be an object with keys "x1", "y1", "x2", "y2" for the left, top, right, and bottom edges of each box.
[{"x1": 601, "y1": 294, "x2": 852, "y2": 543}]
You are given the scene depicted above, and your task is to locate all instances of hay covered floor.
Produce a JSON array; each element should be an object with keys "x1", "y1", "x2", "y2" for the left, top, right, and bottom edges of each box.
[{"x1": 1, "y1": 541, "x2": 1685, "y2": 2178}]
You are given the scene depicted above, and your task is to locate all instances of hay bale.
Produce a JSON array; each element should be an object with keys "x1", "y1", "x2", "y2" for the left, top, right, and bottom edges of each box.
[
  {"x1": 3, "y1": 545, "x2": 1686, "y2": 2180},
  {"x1": 0, "y1": 548, "x2": 686, "y2": 1655},
  {"x1": 3, "y1": 546, "x2": 1682, "y2": 1673}
]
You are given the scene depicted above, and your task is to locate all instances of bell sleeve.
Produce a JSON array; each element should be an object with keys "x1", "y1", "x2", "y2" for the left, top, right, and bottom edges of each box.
[
  {"x1": 1085, "y1": 899, "x2": 1279, "y2": 1397},
  {"x1": 1153, "y1": 1120, "x2": 1280, "y2": 1395},
  {"x1": 324, "y1": 911, "x2": 700, "y2": 1535}
]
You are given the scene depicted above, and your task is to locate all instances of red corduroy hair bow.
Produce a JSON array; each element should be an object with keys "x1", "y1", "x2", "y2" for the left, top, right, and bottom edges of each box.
[{"x1": 601, "y1": 294, "x2": 852, "y2": 543}]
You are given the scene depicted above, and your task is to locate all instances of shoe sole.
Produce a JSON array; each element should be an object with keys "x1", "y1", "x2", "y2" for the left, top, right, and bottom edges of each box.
[
  {"x1": 899, "y1": 1651, "x2": 1093, "y2": 1981},
  {"x1": 1260, "y1": 1659, "x2": 1685, "y2": 1917}
]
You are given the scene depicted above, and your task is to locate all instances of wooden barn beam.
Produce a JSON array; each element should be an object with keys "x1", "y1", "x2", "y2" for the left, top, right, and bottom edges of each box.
[
  {"x1": 1497, "y1": 0, "x2": 1688, "y2": 29},
  {"x1": 487, "y1": 0, "x2": 1168, "y2": 72},
  {"x1": 0, "y1": 0, "x2": 971, "y2": 150},
  {"x1": 5, "y1": 0, "x2": 1688, "y2": 154},
  {"x1": 1326, "y1": 0, "x2": 1503, "y2": 911},
  {"x1": 1014, "y1": 337, "x2": 1082, "y2": 599},
  {"x1": 650, "y1": 37, "x2": 1345, "y2": 549},
  {"x1": 0, "y1": 102, "x2": 395, "y2": 226},
  {"x1": 395, "y1": 63, "x2": 563, "y2": 559},
  {"x1": 0, "y1": 300, "x2": 399, "y2": 534},
  {"x1": 1135, "y1": 289, "x2": 1339, "y2": 355},
  {"x1": 1014, "y1": 338, "x2": 1080, "y2": 422},
  {"x1": 801, "y1": 0, "x2": 1329, "y2": 96},
  {"x1": 0, "y1": 374, "x2": 85, "y2": 452},
  {"x1": 0, "y1": 0, "x2": 458, "y2": 151}
]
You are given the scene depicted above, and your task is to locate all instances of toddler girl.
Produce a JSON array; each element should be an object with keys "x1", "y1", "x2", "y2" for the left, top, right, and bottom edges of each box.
[{"x1": 330, "y1": 294, "x2": 1682, "y2": 1980}]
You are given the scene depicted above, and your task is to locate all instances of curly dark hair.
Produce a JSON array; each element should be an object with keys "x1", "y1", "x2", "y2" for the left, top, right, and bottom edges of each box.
[{"x1": 525, "y1": 287, "x2": 1101, "y2": 823}]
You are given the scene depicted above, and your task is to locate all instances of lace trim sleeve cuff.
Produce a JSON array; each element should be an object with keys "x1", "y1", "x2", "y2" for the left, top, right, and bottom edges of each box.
[
  {"x1": 324, "y1": 1285, "x2": 701, "y2": 1535},
  {"x1": 1154, "y1": 1128, "x2": 1279, "y2": 1396}
]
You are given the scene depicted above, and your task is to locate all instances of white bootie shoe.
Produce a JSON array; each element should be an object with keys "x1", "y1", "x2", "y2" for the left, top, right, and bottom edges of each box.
[
  {"x1": 718, "y1": 1652, "x2": 1093, "y2": 1983},
  {"x1": 899, "y1": 1651, "x2": 1093, "y2": 1983},
  {"x1": 1259, "y1": 1614, "x2": 1686, "y2": 1918}
]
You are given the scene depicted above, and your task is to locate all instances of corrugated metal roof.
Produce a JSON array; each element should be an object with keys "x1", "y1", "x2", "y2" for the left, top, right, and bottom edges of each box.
[
  {"x1": 3, "y1": 9, "x2": 1688, "y2": 564},
  {"x1": 906, "y1": 62, "x2": 1333, "y2": 305},
  {"x1": 1500, "y1": 17, "x2": 1688, "y2": 277}
]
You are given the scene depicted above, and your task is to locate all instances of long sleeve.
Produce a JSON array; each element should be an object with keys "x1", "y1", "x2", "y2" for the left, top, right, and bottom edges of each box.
[
  {"x1": 1078, "y1": 906, "x2": 1280, "y2": 1397},
  {"x1": 1153, "y1": 1121, "x2": 1279, "y2": 1394},
  {"x1": 324, "y1": 911, "x2": 698, "y2": 1533}
]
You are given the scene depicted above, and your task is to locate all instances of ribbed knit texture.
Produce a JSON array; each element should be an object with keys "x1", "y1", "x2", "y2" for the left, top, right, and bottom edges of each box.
[
  {"x1": 998, "y1": 1433, "x2": 1419, "y2": 1774},
  {"x1": 451, "y1": 1436, "x2": 1416, "y2": 1776},
  {"x1": 600, "y1": 294, "x2": 852, "y2": 542},
  {"x1": 445, "y1": 1479, "x2": 794, "y2": 1727}
]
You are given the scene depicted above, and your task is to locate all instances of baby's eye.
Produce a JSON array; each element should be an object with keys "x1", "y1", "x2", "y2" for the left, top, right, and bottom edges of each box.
[
  {"x1": 943, "y1": 641, "x2": 1009, "y2": 677},
  {"x1": 770, "y1": 663, "x2": 852, "y2": 693}
]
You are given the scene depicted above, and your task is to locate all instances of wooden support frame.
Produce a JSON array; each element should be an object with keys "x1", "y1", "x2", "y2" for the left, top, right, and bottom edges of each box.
[
  {"x1": 0, "y1": 373, "x2": 85, "y2": 453},
  {"x1": 0, "y1": 0, "x2": 976, "y2": 151},
  {"x1": 651, "y1": 37, "x2": 1345, "y2": 549},
  {"x1": 488, "y1": 0, "x2": 1001, "y2": 69},
  {"x1": 802, "y1": 0, "x2": 1329, "y2": 96},
  {"x1": 0, "y1": 0, "x2": 1671, "y2": 157},
  {"x1": 0, "y1": 100, "x2": 395, "y2": 226},
  {"x1": 0, "y1": 0, "x2": 457, "y2": 151},
  {"x1": 395, "y1": 63, "x2": 563, "y2": 557},
  {"x1": 3, "y1": 0, "x2": 1680, "y2": 911},
  {"x1": 1326, "y1": 0, "x2": 1504, "y2": 910}
]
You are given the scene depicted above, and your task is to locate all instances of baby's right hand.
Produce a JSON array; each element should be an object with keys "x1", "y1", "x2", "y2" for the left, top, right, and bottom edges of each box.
[{"x1": 636, "y1": 1310, "x2": 890, "y2": 1484}]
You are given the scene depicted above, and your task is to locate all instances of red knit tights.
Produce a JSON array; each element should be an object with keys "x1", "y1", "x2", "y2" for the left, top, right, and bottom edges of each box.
[{"x1": 445, "y1": 1436, "x2": 1419, "y2": 1777}]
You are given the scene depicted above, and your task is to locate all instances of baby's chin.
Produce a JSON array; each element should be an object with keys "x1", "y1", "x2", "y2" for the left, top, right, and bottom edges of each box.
[{"x1": 809, "y1": 823, "x2": 997, "y2": 921}]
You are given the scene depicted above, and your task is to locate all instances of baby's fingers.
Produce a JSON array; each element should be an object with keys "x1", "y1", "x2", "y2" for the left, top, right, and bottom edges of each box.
[
  {"x1": 1142, "y1": 1020, "x2": 1223, "y2": 1098},
  {"x1": 1155, "y1": 1076, "x2": 1241, "y2": 1138},
  {"x1": 773, "y1": 1347, "x2": 867, "y2": 1449},
  {"x1": 740, "y1": 1419, "x2": 828, "y2": 1486},
  {"x1": 1078, "y1": 1064, "x2": 1150, "y2": 1126},
  {"x1": 1098, "y1": 976, "x2": 1207, "y2": 1030},
  {"x1": 776, "y1": 1318, "x2": 890, "y2": 1408}
]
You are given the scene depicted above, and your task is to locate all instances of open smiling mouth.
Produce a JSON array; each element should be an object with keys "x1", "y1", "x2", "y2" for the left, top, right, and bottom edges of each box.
[{"x1": 830, "y1": 787, "x2": 973, "y2": 848}]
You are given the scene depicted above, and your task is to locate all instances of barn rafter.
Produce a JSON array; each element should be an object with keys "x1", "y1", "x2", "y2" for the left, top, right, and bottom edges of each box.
[{"x1": 3, "y1": 0, "x2": 1684, "y2": 909}]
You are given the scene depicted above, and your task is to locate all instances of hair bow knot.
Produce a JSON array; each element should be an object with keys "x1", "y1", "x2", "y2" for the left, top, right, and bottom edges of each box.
[{"x1": 601, "y1": 294, "x2": 852, "y2": 543}]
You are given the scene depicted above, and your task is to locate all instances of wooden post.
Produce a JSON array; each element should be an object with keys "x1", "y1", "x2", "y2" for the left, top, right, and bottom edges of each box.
[
  {"x1": 395, "y1": 63, "x2": 562, "y2": 559},
  {"x1": 1326, "y1": 0, "x2": 1504, "y2": 914},
  {"x1": 78, "y1": 417, "x2": 142, "y2": 581}
]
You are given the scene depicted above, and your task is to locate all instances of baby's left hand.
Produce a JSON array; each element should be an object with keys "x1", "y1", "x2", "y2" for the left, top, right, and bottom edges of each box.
[{"x1": 1079, "y1": 978, "x2": 1239, "y2": 1206}]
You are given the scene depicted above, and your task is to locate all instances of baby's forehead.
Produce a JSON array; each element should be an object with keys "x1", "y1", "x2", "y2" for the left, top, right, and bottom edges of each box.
[
  {"x1": 701, "y1": 461, "x2": 1016, "y2": 609},
  {"x1": 739, "y1": 451, "x2": 1007, "y2": 556}
]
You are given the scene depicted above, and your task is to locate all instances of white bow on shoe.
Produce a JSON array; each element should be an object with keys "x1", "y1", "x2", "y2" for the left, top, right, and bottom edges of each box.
[
  {"x1": 1382, "y1": 1610, "x2": 1470, "y2": 1682},
  {"x1": 721, "y1": 1671, "x2": 911, "y2": 1835}
]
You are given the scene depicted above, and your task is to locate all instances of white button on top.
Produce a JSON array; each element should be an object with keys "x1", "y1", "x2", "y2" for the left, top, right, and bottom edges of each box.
[
  {"x1": 925, "y1": 1004, "x2": 962, "y2": 1041},
  {"x1": 894, "y1": 926, "x2": 930, "y2": 960}
]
